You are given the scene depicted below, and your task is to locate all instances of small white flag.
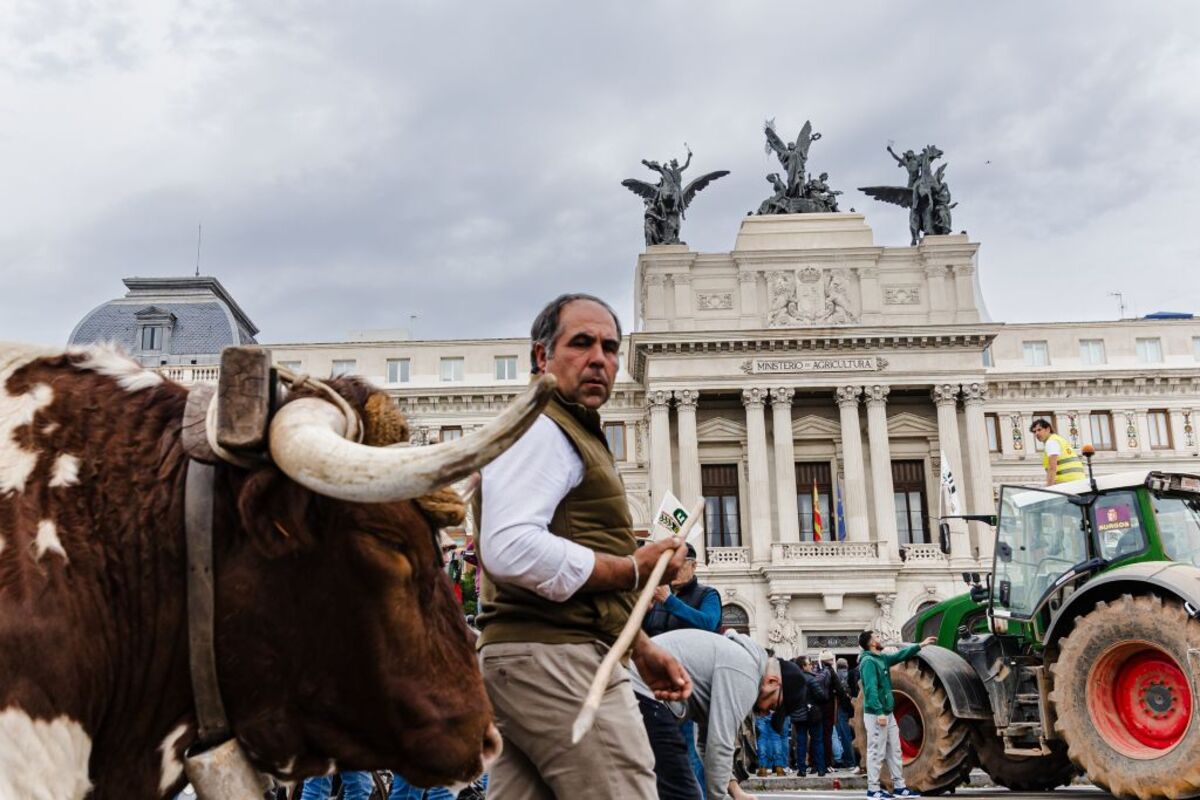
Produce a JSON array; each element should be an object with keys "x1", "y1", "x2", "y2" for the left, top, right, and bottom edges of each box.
[
  {"x1": 651, "y1": 491, "x2": 703, "y2": 546},
  {"x1": 940, "y1": 450, "x2": 961, "y2": 516}
]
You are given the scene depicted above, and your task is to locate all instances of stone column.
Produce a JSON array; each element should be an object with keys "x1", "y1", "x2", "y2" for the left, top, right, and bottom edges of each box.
[
  {"x1": 671, "y1": 273, "x2": 695, "y2": 331},
  {"x1": 771, "y1": 387, "x2": 800, "y2": 545},
  {"x1": 743, "y1": 388, "x2": 772, "y2": 564},
  {"x1": 1135, "y1": 408, "x2": 1153, "y2": 455},
  {"x1": 1169, "y1": 408, "x2": 1190, "y2": 454},
  {"x1": 646, "y1": 390, "x2": 674, "y2": 513},
  {"x1": 1115, "y1": 410, "x2": 1138, "y2": 459},
  {"x1": 858, "y1": 266, "x2": 882, "y2": 323},
  {"x1": 835, "y1": 386, "x2": 870, "y2": 541},
  {"x1": 737, "y1": 270, "x2": 759, "y2": 326},
  {"x1": 952, "y1": 265, "x2": 978, "y2": 323},
  {"x1": 674, "y1": 388, "x2": 702, "y2": 511},
  {"x1": 998, "y1": 411, "x2": 1019, "y2": 457},
  {"x1": 865, "y1": 385, "x2": 900, "y2": 561},
  {"x1": 925, "y1": 265, "x2": 952, "y2": 323},
  {"x1": 962, "y1": 382, "x2": 996, "y2": 563},
  {"x1": 932, "y1": 384, "x2": 972, "y2": 564},
  {"x1": 645, "y1": 274, "x2": 667, "y2": 322}
]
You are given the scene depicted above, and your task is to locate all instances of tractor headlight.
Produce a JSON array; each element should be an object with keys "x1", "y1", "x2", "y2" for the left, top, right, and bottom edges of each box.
[{"x1": 989, "y1": 616, "x2": 1009, "y2": 634}]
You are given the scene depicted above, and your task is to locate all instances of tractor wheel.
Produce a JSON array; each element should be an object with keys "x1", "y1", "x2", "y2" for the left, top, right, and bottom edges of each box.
[
  {"x1": 852, "y1": 659, "x2": 974, "y2": 795},
  {"x1": 1050, "y1": 593, "x2": 1200, "y2": 800},
  {"x1": 971, "y1": 725, "x2": 1079, "y2": 791}
]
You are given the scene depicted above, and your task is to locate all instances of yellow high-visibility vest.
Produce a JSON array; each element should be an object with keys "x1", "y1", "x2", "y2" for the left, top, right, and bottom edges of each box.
[{"x1": 1043, "y1": 433, "x2": 1086, "y2": 483}]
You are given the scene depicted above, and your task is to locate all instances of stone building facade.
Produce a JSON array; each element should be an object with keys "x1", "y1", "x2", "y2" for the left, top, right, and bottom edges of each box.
[{"x1": 74, "y1": 215, "x2": 1200, "y2": 658}]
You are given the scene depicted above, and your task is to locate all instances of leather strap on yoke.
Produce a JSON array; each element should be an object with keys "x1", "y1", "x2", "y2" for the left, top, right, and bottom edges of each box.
[{"x1": 185, "y1": 459, "x2": 233, "y2": 744}]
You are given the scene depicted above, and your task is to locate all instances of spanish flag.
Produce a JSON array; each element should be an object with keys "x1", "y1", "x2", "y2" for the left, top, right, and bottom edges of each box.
[{"x1": 812, "y1": 479, "x2": 823, "y2": 542}]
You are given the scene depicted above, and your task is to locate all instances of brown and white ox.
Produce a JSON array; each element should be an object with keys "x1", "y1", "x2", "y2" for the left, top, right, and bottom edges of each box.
[{"x1": 0, "y1": 343, "x2": 547, "y2": 799}]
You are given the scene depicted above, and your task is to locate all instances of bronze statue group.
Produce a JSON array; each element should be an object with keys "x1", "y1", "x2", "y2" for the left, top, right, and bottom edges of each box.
[{"x1": 623, "y1": 117, "x2": 956, "y2": 247}]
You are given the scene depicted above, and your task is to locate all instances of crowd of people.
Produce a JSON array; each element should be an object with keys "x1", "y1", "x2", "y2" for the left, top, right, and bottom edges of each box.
[
  {"x1": 755, "y1": 650, "x2": 858, "y2": 778},
  {"x1": 289, "y1": 292, "x2": 930, "y2": 800}
]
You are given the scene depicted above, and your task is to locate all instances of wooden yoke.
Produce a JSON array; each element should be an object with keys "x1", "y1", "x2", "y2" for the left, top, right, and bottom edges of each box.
[{"x1": 216, "y1": 346, "x2": 275, "y2": 454}]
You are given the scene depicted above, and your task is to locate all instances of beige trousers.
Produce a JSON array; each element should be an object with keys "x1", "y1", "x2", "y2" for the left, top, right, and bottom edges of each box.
[{"x1": 480, "y1": 640, "x2": 657, "y2": 800}]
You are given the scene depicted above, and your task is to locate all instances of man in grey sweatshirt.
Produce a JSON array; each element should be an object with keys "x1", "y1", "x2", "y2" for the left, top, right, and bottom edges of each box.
[{"x1": 631, "y1": 629, "x2": 808, "y2": 800}]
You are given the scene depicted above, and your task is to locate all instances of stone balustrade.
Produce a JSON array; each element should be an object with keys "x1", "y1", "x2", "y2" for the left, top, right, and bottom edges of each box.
[
  {"x1": 901, "y1": 543, "x2": 949, "y2": 565},
  {"x1": 706, "y1": 547, "x2": 751, "y2": 569},
  {"x1": 156, "y1": 365, "x2": 221, "y2": 384},
  {"x1": 771, "y1": 541, "x2": 880, "y2": 563}
]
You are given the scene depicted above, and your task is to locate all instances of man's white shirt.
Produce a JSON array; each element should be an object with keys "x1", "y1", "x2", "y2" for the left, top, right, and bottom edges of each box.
[
  {"x1": 1044, "y1": 438, "x2": 1063, "y2": 457},
  {"x1": 480, "y1": 415, "x2": 596, "y2": 602}
]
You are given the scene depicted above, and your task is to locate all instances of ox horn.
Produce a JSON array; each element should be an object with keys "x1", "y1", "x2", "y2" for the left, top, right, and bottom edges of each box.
[{"x1": 268, "y1": 375, "x2": 556, "y2": 503}]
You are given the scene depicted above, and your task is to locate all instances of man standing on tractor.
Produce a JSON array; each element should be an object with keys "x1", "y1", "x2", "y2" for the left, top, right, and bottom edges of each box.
[
  {"x1": 1030, "y1": 419, "x2": 1087, "y2": 486},
  {"x1": 858, "y1": 630, "x2": 937, "y2": 799}
]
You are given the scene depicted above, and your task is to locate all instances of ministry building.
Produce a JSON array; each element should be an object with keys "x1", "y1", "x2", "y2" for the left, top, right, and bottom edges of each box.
[{"x1": 72, "y1": 213, "x2": 1200, "y2": 659}]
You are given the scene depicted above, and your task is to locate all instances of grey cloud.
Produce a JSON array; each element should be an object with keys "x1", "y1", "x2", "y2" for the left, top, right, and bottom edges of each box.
[{"x1": 2, "y1": 1, "x2": 1199, "y2": 345}]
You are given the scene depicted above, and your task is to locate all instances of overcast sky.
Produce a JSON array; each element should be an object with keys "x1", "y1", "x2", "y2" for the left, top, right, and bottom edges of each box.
[{"x1": 2, "y1": 1, "x2": 1198, "y2": 345}]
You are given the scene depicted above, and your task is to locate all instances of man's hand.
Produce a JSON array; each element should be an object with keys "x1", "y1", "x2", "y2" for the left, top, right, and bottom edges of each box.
[
  {"x1": 632, "y1": 635, "x2": 692, "y2": 702},
  {"x1": 634, "y1": 535, "x2": 688, "y2": 588},
  {"x1": 728, "y1": 780, "x2": 755, "y2": 800},
  {"x1": 581, "y1": 535, "x2": 686, "y2": 594},
  {"x1": 652, "y1": 585, "x2": 670, "y2": 604},
  {"x1": 921, "y1": 636, "x2": 937, "y2": 648},
  {"x1": 877, "y1": 714, "x2": 888, "y2": 728}
]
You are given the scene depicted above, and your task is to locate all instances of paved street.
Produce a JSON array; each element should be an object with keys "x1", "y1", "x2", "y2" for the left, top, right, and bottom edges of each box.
[{"x1": 751, "y1": 790, "x2": 1110, "y2": 799}]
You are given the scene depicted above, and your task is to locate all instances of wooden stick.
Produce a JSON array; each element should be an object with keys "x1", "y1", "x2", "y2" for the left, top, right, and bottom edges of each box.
[{"x1": 571, "y1": 498, "x2": 706, "y2": 744}]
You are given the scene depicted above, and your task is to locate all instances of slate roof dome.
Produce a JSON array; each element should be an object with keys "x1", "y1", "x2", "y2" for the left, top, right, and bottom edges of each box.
[{"x1": 69, "y1": 276, "x2": 259, "y2": 367}]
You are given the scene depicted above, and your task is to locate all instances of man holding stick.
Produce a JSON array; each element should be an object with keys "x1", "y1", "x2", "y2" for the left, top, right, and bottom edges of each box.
[{"x1": 475, "y1": 293, "x2": 692, "y2": 799}]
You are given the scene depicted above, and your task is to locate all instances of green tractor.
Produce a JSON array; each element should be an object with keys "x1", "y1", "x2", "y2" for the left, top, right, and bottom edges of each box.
[{"x1": 853, "y1": 459, "x2": 1200, "y2": 799}]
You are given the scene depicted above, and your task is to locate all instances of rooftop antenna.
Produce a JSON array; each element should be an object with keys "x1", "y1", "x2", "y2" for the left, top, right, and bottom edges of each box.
[
  {"x1": 195, "y1": 223, "x2": 202, "y2": 278},
  {"x1": 1108, "y1": 291, "x2": 1126, "y2": 320}
]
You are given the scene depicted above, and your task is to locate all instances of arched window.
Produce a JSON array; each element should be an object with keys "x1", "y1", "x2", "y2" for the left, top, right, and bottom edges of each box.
[
  {"x1": 916, "y1": 599, "x2": 940, "y2": 615},
  {"x1": 721, "y1": 604, "x2": 750, "y2": 634}
]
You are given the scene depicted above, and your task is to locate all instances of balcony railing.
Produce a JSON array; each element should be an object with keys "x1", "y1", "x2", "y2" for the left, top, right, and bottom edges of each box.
[
  {"x1": 156, "y1": 366, "x2": 221, "y2": 385},
  {"x1": 705, "y1": 547, "x2": 750, "y2": 568},
  {"x1": 771, "y1": 541, "x2": 880, "y2": 562},
  {"x1": 901, "y1": 543, "x2": 949, "y2": 565}
]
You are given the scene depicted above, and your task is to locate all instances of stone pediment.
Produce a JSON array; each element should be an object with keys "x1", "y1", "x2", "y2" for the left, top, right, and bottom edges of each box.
[
  {"x1": 696, "y1": 416, "x2": 746, "y2": 441},
  {"x1": 791, "y1": 414, "x2": 842, "y2": 439},
  {"x1": 887, "y1": 411, "x2": 938, "y2": 438}
]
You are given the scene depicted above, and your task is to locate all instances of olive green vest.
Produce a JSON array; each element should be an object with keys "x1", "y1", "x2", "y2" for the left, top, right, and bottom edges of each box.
[{"x1": 475, "y1": 392, "x2": 636, "y2": 648}]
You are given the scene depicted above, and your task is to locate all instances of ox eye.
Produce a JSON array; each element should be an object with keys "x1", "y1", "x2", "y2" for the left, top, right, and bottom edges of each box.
[{"x1": 369, "y1": 534, "x2": 408, "y2": 554}]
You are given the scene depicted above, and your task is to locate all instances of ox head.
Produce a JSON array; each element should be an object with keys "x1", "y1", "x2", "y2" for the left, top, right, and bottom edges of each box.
[{"x1": 209, "y1": 375, "x2": 553, "y2": 787}]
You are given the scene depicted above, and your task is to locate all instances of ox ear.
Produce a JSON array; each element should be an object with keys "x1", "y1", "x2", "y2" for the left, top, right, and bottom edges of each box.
[{"x1": 236, "y1": 467, "x2": 317, "y2": 557}]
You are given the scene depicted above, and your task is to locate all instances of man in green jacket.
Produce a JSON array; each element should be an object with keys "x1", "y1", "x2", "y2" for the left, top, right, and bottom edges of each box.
[{"x1": 857, "y1": 630, "x2": 937, "y2": 799}]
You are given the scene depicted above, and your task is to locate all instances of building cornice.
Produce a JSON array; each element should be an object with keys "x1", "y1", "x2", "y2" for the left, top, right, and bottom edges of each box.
[{"x1": 629, "y1": 324, "x2": 1002, "y2": 382}]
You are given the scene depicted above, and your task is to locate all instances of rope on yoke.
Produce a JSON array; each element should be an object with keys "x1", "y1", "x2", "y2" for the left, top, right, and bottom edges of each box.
[{"x1": 202, "y1": 365, "x2": 364, "y2": 469}]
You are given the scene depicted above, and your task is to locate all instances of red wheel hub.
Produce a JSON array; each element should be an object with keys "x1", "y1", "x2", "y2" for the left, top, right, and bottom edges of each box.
[
  {"x1": 1088, "y1": 641, "x2": 1193, "y2": 758},
  {"x1": 893, "y1": 693, "x2": 923, "y2": 763}
]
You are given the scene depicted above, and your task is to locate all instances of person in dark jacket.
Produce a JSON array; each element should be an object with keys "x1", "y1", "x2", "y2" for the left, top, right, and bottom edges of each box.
[
  {"x1": 789, "y1": 655, "x2": 829, "y2": 776},
  {"x1": 642, "y1": 544, "x2": 721, "y2": 636},
  {"x1": 641, "y1": 543, "x2": 720, "y2": 792},
  {"x1": 833, "y1": 657, "x2": 859, "y2": 769},
  {"x1": 816, "y1": 650, "x2": 854, "y2": 770}
]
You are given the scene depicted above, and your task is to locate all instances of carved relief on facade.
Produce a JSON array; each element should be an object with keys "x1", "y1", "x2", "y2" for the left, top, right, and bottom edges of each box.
[
  {"x1": 1066, "y1": 412, "x2": 1080, "y2": 449},
  {"x1": 766, "y1": 267, "x2": 858, "y2": 327},
  {"x1": 1185, "y1": 410, "x2": 1196, "y2": 448},
  {"x1": 1009, "y1": 413, "x2": 1025, "y2": 451},
  {"x1": 765, "y1": 595, "x2": 800, "y2": 660},
  {"x1": 874, "y1": 592, "x2": 901, "y2": 644},
  {"x1": 883, "y1": 285, "x2": 921, "y2": 305},
  {"x1": 696, "y1": 292, "x2": 734, "y2": 310},
  {"x1": 1124, "y1": 411, "x2": 1139, "y2": 449}
]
